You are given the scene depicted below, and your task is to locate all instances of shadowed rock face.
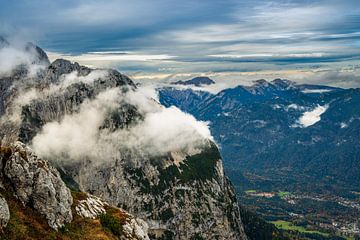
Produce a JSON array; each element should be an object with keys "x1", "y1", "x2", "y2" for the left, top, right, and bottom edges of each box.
[{"x1": 0, "y1": 41, "x2": 248, "y2": 239}]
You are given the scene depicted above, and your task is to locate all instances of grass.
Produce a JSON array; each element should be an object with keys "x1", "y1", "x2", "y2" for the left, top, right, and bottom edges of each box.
[
  {"x1": 245, "y1": 190, "x2": 257, "y2": 194},
  {"x1": 277, "y1": 191, "x2": 291, "y2": 198},
  {"x1": 271, "y1": 220, "x2": 329, "y2": 237}
]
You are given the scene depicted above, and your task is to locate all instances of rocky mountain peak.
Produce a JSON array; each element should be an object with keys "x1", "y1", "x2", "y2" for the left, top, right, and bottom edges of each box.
[
  {"x1": 271, "y1": 78, "x2": 295, "y2": 89},
  {"x1": 25, "y1": 42, "x2": 50, "y2": 66},
  {"x1": 253, "y1": 79, "x2": 269, "y2": 86}
]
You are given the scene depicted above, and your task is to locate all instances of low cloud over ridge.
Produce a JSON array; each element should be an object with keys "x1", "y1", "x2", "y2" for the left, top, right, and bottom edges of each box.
[{"x1": 31, "y1": 83, "x2": 213, "y2": 164}]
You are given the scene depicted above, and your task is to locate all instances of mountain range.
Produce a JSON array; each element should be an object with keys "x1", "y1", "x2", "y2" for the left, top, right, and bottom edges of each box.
[{"x1": 159, "y1": 77, "x2": 360, "y2": 239}]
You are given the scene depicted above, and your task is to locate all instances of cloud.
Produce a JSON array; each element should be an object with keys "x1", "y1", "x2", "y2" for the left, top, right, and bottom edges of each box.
[
  {"x1": 301, "y1": 89, "x2": 333, "y2": 94},
  {"x1": 31, "y1": 88, "x2": 121, "y2": 162},
  {"x1": 0, "y1": 42, "x2": 47, "y2": 77},
  {"x1": 1, "y1": 69, "x2": 109, "y2": 127},
  {"x1": 298, "y1": 71, "x2": 360, "y2": 88},
  {"x1": 114, "y1": 105, "x2": 212, "y2": 156},
  {"x1": 2, "y1": 1, "x2": 360, "y2": 88},
  {"x1": 297, "y1": 105, "x2": 329, "y2": 127},
  {"x1": 56, "y1": 69, "x2": 109, "y2": 89},
  {"x1": 31, "y1": 85, "x2": 213, "y2": 164}
]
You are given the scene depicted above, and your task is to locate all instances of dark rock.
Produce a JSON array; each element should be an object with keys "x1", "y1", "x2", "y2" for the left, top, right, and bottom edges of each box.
[{"x1": 173, "y1": 76, "x2": 215, "y2": 86}]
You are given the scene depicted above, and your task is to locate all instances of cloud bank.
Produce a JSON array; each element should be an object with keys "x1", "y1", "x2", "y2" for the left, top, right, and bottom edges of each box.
[
  {"x1": 31, "y1": 85, "x2": 212, "y2": 164},
  {"x1": 0, "y1": 42, "x2": 47, "y2": 77},
  {"x1": 298, "y1": 105, "x2": 329, "y2": 127},
  {"x1": 2, "y1": 0, "x2": 360, "y2": 88}
]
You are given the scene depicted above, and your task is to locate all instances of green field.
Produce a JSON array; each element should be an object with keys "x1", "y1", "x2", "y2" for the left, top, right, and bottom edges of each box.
[
  {"x1": 271, "y1": 220, "x2": 329, "y2": 237},
  {"x1": 277, "y1": 191, "x2": 291, "y2": 198},
  {"x1": 245, "y1": 189, "x2": 257, "y2": 194}
]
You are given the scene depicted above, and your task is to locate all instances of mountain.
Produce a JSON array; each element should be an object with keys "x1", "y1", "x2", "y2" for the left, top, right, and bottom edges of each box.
[
  {"x1": 173, "y1": 76, "x2": 215, "y2": 86},
  {"x1": 159, "y1": 79, "x2": 359, "y2": 188},
  {"x1": 0, "y1": 39, "x2": 248, "y2": 239},
  {"x1": 158, "y1": 79, "x2": 360, "y2": 239}
]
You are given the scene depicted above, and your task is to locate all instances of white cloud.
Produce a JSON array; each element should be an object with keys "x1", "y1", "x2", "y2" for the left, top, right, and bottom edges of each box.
[
  {"x1": 298, "y1": 105, "x2": 329, "y2": 127},
  {"x1": 0, "y1": 44, "x2": 47, "y2": 77},
  {"x1": 301, "y1": 89, "x2": 332, "y2": 94},
  {"x1": 286, "y1": 104, "x2": 305, "y2": 111},
  {"x1": 62, "y1": 52, "x2": 175, "y2": 62},
  {"x1": 31, "y1": 85, "x2": 213, "y2": 164},
  {"x1": 31, "y1": 88, "x2": 121, "y2": 161}
]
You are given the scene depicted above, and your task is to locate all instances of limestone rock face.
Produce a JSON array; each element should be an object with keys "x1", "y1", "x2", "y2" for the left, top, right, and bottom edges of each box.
[
  {"x1": 0, "y1": 197, "x2": 10, "y2": 229},
  {"x1": 123, "y1": 218, "x2": 150, "y2": 240},
  {"x1": 75, "y1": 194, "x2": 107, "y2": 219},
  {"x1": 1, "y1": 142, "x2": 73, "y2": 230}
]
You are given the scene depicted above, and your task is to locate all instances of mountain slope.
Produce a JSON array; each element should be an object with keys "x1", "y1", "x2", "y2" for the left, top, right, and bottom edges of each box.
[{"x1": 159, "y1": 79, "x2": 360, "y2": 190}]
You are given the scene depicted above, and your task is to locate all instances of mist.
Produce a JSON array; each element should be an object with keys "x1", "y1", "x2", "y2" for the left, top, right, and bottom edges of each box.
[
  {"x1": 0, "y1": 40, "x2": 48, "y2": 78},
  {"x1": 31, "y1": 84, "x2": 213, "y2": 164}
]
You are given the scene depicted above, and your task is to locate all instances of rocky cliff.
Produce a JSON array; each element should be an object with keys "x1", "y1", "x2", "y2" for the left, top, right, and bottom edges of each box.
[
  {"x1": 0, "y1": 40, "x2": 248, "y2": 239},
  {"x1": 0, "y1": 141, "x2": 150, "y2": 239}
]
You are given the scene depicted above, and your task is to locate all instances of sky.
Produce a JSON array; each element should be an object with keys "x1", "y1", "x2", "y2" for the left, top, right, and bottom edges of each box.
[{"x1": 1, "y1": 0, "x2": 360, "y2": 87}]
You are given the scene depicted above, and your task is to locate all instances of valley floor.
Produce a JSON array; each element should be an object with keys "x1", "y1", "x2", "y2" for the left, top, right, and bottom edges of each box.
[{"x1": 234, "y1": 170, "x2": 360, "y2": 240}]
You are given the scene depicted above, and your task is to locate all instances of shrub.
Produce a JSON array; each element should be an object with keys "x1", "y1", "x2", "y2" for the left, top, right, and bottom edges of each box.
[{"x1": 100, "y1": 213, "x2": 123, "y2": 237}]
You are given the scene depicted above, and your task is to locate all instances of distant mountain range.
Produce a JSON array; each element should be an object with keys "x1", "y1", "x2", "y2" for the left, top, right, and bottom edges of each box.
[
  {"x1": 173, "y1": 76, "x2": 215, "y2": 86},
  {"x1": 159, "y1": 78, "x2": 360, "y2": 193},
  {"x1": 159, "y1": 77, "x2": 360, "y2": 238}
]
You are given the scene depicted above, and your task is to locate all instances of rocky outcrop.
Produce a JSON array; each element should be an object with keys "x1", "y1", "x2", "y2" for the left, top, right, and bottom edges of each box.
[
  {"x1": 0, "y1": 197, "x2": 10, "y2": 229},
  {"x1": 0, "y1": 141, "x2": 73, "y2": 230},
  {"x1": 123, "y1": 218, "x2": 150, "y2": 240},
  {"x1": 75, "y1": 194, "x2": 107, "y2": 219},
  {"x1": 75, "y1": 193, "x2": 150, "y2": 240}
]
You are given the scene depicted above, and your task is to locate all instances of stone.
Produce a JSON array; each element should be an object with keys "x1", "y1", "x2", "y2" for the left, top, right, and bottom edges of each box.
[
  {"x1": 3, "y1": 142, "x2": 73, "y2": 230},
  {"x1": 0, "y1": 197, "x2": 10, "y2": 229}
]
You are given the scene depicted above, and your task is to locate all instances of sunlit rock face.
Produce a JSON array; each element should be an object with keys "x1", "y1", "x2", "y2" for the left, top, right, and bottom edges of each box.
[
  {"x1": 0, "y1": 141, "x2": 73, "y2": 230},
  {"x1": 0, "y1": 197, "x2": 10, "y2": 229}
]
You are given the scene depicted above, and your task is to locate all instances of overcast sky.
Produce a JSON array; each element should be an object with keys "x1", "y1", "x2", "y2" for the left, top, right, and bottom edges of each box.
[{"x1": 1, "y1": 0, "x2": 360, "y2": 87}]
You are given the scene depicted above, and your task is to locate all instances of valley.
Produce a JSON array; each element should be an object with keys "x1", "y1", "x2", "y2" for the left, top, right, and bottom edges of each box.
[
  {"x1": 159, "y1": 77, "x2": 360, "y2": 240},
  {"x1": 239, "y1": 182, "x2": 360, "y2": 238}
]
